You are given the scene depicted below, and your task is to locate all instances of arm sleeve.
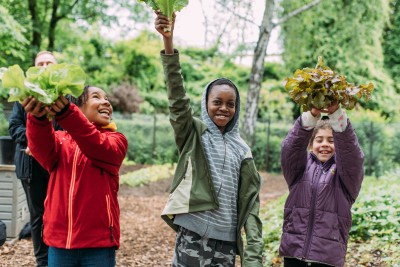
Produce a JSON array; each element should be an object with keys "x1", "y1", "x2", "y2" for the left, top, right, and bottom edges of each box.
[
  {"x1": 243, "y1": 196, "x2": 264, "y2": 266},
  {"x1": 160, "y1": 50, "x2": 194, "y2": 152},
  {"x1": 26, "y1": 113, "x2": 59, "y2": 172},
  {"x1": 328, "y1": 107, "x2": 348, "y2": 133},
  {"x1": 281, "y1": 117, "x2": 313, "y2": 187},
  {"x1": 8, "y1": 102, "x2": 27, "y2": 145},
  {"x1": 55, "y1": 104, "x2": 128, "y2": 175},
  {"x1": 333, "y1": 121, "x2": 364, "y2": 201}
]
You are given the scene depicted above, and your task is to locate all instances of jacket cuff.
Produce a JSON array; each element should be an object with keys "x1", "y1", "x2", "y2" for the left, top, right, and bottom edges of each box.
[
  {"x1": 328, "y1": 107, "x2": 347, "y2": 132},
  {"x1": 301, "y1": 111, "x2": 320, "y2": 130},
  {"x1": 160, "y1": 49, "x2": 179, "y2": 56}
]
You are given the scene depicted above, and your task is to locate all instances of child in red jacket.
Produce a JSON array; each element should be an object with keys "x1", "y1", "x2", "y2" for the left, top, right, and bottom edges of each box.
[{"x1": 23, "y1": 85, "x2": 128, "y2": 267}]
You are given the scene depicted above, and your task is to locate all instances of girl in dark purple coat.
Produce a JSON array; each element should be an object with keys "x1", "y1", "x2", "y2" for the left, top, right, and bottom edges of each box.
[{"x1": 280, "y1": 103, "x2": 364, "y2": 267}]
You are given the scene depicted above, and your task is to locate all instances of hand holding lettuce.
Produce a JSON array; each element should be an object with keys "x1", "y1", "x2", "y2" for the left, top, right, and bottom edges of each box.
[
  {"x1": 0, "y1": 63, "x2": 86, "y2": 105},
  {"x1": 283, "y1": 57, "x2": 374, "y2": 111},
  {"x1": 138, "y1": 0, "x2": 188, "y2": 32}
]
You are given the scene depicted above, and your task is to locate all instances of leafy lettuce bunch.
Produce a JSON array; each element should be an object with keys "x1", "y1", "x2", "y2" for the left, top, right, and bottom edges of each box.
[
  {"x1": 283, "y1": 57, "x2": 374, "y2": 111},
  {"x1": 0, "y1": 63, "x2": 86, "y2": 104},
  {"x1": 138, "y1": 0, "x2": 188, "y2": 31}
]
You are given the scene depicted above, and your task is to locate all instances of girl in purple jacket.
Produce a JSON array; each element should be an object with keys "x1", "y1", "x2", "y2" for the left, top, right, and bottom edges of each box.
[{"x1": 280, "y1": 103, "x2": 364, "y2": 267}]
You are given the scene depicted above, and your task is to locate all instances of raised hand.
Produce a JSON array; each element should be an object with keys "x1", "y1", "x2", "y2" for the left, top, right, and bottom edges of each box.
[
  {"x1": 311, "y1": 101, "x2": 339, "y2": 117},
  {"x1": 154, "y1": 11, "x2": 175, "y2": 54},
  {"x1": 154, "y1": 11, "x2": 175, "y2": 37}
]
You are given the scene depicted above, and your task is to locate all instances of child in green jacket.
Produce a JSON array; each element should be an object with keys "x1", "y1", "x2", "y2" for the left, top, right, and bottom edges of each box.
[{"x1": 155, "y1": 12, "x2": 264, "y2": 267}]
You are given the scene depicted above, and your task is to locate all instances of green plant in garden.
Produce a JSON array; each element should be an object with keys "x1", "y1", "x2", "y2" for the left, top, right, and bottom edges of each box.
[
  {"x1": 137, "y1": 0, "x2": 188, "y2": 31},
  {"x1": 284, "y1": 56, "x2": 374, "y2": 111},
  {"x1": 350, "y1": 174, "x2": 400, "y2": 242}
]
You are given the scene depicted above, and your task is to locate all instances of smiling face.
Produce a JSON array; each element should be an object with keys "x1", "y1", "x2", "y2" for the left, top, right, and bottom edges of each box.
[
  {"x1": 310, "y1": 127, "x2": 335, "y2": 163},
  {"x1": 79, "y1": 86, "x2": 112, "y2": 126},
  {"x1": 207, "y1": 84, "x2": 237, "y2": 133}
]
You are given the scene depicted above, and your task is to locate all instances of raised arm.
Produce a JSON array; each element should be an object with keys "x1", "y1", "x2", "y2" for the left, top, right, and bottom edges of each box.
[
  {"x1": 51, "y1": 97, "x2": 127, "y2": 176},
  {"x1": 24, "y1": 97, "x2": 59, "y2": 172},
  {"x1": 156, "y1": 12, "x2": 194, "y2": 152},
  {"x1": 281, "y1": 117, "x2": 313, "y2": 187},
  {"x1": 329, "y1": 108, "x2": 364, "y2": 201}
]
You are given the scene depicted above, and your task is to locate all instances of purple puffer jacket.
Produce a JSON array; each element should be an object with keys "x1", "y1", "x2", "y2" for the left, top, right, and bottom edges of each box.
[{"x1": 279, "y1": 117, "x2": 364, "y2": 267}]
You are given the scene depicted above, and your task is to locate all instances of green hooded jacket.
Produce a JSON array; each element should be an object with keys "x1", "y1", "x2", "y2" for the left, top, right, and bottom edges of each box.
[{"x1": 160, "y1": 51, "x2": 264, "y2": 266}]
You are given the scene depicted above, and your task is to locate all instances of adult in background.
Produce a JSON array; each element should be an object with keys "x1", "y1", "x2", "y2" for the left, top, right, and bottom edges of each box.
[{"x1": 8, "y1": 51, "x2": 58, "y2": 267}]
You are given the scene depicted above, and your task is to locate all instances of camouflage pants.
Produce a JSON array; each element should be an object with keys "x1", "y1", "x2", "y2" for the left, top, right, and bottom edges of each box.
[{"x1": 172, "y1": 227, "x2": 236, "y2": 267}]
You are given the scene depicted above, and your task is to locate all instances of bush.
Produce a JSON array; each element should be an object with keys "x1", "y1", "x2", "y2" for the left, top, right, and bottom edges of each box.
[
  {"x1": 350, "y1": 173, "x2": 400, "y2": 242},
  {"x1": 349, "y1": 109, "x2": 400, "y2": 176},
  {"x1": 116, "y1": 114, "x2": 178, "y2": 165}
]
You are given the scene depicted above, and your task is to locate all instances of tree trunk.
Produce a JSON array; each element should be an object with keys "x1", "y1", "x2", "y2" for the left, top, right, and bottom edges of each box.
[
  {"x1": 28, "y1": 0, "x2": 42, "y2": 64},
  {"x1": 48, "y1": 0, "x2": 61, "y2": 51},
  {"x1": 242, "y1": 0, "x2": 275, "y2": 145},
  {"x1": 242, "y1": 0, "x2": 323, "y2": 144}
]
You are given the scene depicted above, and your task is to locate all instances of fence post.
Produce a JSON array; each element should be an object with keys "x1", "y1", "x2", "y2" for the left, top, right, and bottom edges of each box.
[
  {"x1": 152, "y1": 113, "x2": 157, "y2": 160},
  {"x1": 265, "y1": 115, "x2": 271, "y2": 171}
]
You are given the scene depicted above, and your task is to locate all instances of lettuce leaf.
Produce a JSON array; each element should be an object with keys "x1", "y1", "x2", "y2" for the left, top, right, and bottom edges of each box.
[
  {"x1": 0, "y1": 63, "x2": 86, "y2": 104},
  {"x1": 283, "y1": 56, "x2": 374, "y2": 111},
  {"x1": 138, "y1": 0, "x2": 188, "y2": 30}
]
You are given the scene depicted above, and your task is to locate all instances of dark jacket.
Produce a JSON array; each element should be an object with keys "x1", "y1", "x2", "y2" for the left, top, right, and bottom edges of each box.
[
  {"x1": 8, "y1": 102, "x2": 61, "y2": 180},
  {"x1": 279, "y1": 117, "x2": 364, "y2": 267},
  {"x1": 8, "y1": 102, "x2": 42, "y2": 179}
]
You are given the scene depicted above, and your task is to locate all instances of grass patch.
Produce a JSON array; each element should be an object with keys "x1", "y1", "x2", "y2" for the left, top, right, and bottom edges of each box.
[{"x1": 120, "y1": 163, "x2": 176, "y2": 187}]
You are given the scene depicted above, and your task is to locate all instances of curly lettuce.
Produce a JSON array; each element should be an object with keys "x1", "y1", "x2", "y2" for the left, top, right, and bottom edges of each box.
[
  {"x1": 283, "y1": 57, "x2": 374, "y2": 111},
  {"x1": 0, "y1": 63, "x2": 86, "y2": 104}
]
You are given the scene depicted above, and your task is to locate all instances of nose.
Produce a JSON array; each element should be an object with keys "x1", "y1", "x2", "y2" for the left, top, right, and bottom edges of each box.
[
  {"x1": 101, "y1": 98, "x2": 111, "y2": 106},
  {"x1": 219, "y1": 104, "x2": 228, "y2": 111}
]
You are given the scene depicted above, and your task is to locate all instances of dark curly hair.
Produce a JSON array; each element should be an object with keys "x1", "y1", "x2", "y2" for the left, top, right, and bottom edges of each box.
[{"x1": 66, "y1": 85, "x2": 90, "y2": 107}]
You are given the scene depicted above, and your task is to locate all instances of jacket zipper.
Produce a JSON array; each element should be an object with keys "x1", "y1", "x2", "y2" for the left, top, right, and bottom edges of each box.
[
  {"x1": 106, "y1": 194, "x2": 114, "y2": 242},
  {"x1": 303, "y1": 165, "x2": 322, "y2": 259},
  {"x1": 66, "y1": 147, "x2": 79, "y2": 249}
]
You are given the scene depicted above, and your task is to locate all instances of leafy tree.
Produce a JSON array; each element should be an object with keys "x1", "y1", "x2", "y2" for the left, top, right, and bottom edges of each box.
[
  {"x1": 383, "y1": 0, "x2": 400, "y2": 92},
  {"x1": 281, "y1": 0, "x2": 398, "y2": 118},
  {"x1": 0, "y1": 6, "x2": 29, "y2": 67},
  {"x1": 0, "y1": 0, "x2": 149, "y2": 64}
]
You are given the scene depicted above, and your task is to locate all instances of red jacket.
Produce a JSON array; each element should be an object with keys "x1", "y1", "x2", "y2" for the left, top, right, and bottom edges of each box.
[{"x1": 26, "y1": 103, "x2": 128, "y2": 249}]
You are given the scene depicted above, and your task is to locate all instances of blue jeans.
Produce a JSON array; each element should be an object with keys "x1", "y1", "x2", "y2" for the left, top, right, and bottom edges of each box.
[{"x1": 48, "y1": 247, "x2": 116, "y2": 267}]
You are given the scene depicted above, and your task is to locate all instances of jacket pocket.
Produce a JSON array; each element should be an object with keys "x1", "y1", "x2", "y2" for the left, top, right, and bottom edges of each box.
[
  {"x1": 283, "y1": 207, "x2": 294, "y2": 232},
  {"x1": 314, "y1": 210, "x2": 341, "y2": 242},
  {"x1": 170, "y1": 157, "x2": 190, "y2": 193}
]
